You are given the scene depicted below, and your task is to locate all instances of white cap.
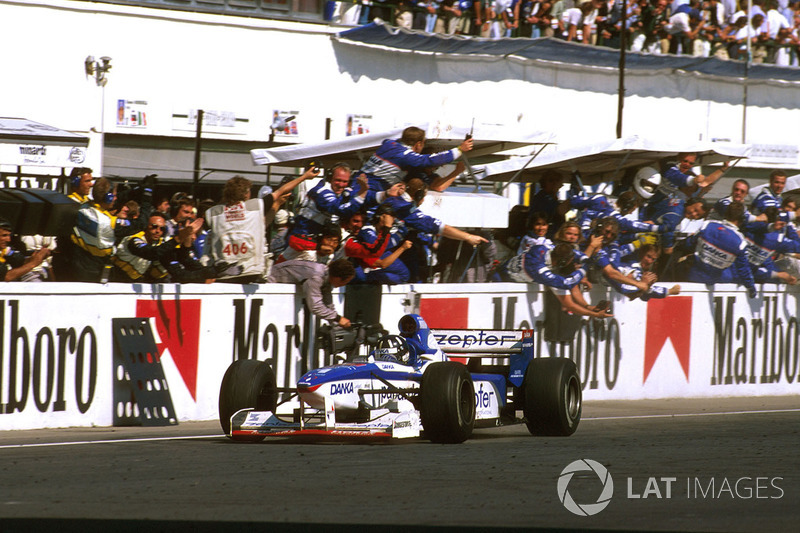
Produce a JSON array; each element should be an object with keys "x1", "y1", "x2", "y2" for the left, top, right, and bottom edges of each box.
[
  {"x1": 258, "y1": 185, "x2": 273, "y2": 199},
  {"x1": 274, "y1": 209, "x2": 289, "y2": 225}
]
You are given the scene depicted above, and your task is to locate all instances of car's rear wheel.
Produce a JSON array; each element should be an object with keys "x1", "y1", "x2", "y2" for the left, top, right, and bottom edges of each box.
[
  {"x1": 523, "y1": 357, "x2": 582, "y2": 436},
  {"x1": 218, "y1": 359, "x2": 278, "y2": 442},
  {"x1": 420, "y1": 362, "x2": 475, "y2": 443}
]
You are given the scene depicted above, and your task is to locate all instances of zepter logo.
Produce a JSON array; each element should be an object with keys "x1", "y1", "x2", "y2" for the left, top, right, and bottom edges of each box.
[{"x1": 557, "y1": 459, "x2": 614, "y2": 516}]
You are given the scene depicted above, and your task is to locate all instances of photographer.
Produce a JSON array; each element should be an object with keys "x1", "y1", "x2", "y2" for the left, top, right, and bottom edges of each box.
[{"x1": 68, "y1": 175, "x2": 155, "y2": 283}]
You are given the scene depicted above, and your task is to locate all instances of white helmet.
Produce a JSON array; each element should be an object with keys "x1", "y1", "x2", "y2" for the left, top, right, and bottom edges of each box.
[{"x1": 633, "y1": 167, "x2": 661, "y2": 199}]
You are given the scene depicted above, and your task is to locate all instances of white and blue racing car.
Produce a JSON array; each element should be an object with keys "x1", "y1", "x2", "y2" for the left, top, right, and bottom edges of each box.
[{"x1": 219, "y1": 313, "x2": 581, "y2": 443}]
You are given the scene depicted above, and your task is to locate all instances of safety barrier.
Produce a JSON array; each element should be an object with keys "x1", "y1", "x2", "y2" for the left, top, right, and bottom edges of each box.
[{"x1": 0, "y1": 281, "x2": 798, "y2": 430}]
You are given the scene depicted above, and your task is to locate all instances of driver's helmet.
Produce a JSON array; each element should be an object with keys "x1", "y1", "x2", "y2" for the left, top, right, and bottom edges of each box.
[
  {"x1": 633, "y1": 167, "x2": 661, "y2": 199},
  {"x1": 374, "y1": 335, "x2": 410, "y2": 364}
]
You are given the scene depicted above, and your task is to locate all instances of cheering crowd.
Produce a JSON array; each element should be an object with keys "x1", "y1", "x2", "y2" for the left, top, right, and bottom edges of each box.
[
  {"x1": 352, "y1": 0, "x2": 800, "y2": 65},
  {"x1": 1, "y1": 127, "x2": 798, "y2": 325}
]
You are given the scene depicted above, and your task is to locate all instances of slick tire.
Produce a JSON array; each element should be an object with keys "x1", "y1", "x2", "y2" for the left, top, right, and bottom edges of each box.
[
  {"x1": 218, "y1": 359, "x2": 278, "y2": 442},
  {"x1": 523, "y1": 357, "x2": 582, "y2": 436},
  {"x1": 420, "y1": 362, "x2": 475, "y2": 444}
]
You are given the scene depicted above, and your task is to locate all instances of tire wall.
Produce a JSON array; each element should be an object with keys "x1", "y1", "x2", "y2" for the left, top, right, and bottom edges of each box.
[{"x1": 0, "y1": 281, "x2": 797, "y2": 430}]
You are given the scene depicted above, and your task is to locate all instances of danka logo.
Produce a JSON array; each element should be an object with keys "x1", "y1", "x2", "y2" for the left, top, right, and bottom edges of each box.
[{"x1": 331, "y1": 382, "x2": 354, "y2": 395}]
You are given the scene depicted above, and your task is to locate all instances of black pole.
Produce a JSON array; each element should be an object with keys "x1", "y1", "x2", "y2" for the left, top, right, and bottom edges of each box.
[
  {"x1": 616, "y1": 0, "x2": 627, "y2": 139},
  {"x1": 192, "y1": 109, "x2": 203, "y2": 197},
  {"x1": 325, "y1": 117, "x2": 332, "y2": 140}
]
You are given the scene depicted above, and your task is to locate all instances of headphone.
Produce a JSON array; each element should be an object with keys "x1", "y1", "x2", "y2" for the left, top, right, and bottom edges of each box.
[
  {"x1": 325, "y1": 162, "x2": 351, "y2": 184},
  {"x1": 70, "y1": 167, "x2": 91, "y2": 188},
  {"x1": 104, "y1": 190, "x2": 116, "y2": 204}
]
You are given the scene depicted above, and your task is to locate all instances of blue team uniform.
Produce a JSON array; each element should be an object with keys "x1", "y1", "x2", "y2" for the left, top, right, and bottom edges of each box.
[
  {"x1": 360, "y1": 138, "x2": 460, "y2": 191},
  {"x1": 289, "y1": 180, "x2": 365, "y2": 238},
  {"x1": 686, "y1": 220, "x2": 755, "y2": 291},
  {"x1": 751, "y1": 187, "x2": 781, "y2": 215}
]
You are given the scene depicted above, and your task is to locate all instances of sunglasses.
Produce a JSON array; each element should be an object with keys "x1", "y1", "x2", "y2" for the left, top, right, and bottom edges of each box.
[{"x1": 149, "y1": 224, "x2": 166, "y2": 230}]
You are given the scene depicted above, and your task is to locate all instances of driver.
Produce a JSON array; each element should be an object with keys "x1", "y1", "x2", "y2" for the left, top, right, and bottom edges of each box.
[{"x1": 397, "y1": 314, "x2": 447, "y2": 365}]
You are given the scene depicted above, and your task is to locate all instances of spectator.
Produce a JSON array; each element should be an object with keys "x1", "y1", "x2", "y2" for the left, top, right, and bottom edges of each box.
[
  {"x1": 0, "y1": 218, "x2": 51, "y2": 282},
  {"x1": 267, "y1": 258, "x2": 357, "y2": 327},
  {"x1": 436, "y1": 0, "x2": 461, "y2": 33},
  {"x1": 631, "y1": 0, "x2": 669, "y2": 53},
  {"x1": 667, "y1": 0, "x2": 706, "y2": 55},
  {"x1": 66, "y1": 167, "x2": 93, "y2": 204},
  {"x1": 491, "y1": 0, "x2": 520, "y2": 37}
]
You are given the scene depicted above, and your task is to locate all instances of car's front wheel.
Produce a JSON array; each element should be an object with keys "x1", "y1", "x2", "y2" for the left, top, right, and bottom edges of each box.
[
  {"x1": 218, "y1": 359, "x2": 278, "y2": 442},
  {"x1": 420, "y1": 362, "x2": 475, "y2": 443},
  {"x1": 523, "y1": 357, "x2": 582, "y2": 436}
]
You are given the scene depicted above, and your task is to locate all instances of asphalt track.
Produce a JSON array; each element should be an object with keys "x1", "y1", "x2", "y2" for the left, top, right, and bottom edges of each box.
[{"x1": 1, "y1": 396, "x2": 798, "y2": 533}]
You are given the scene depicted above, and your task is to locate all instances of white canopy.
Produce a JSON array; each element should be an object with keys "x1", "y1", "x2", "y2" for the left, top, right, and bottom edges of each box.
[
  {"x1": 479, "y1": 136, "x2": 752, "y2": 186},
  {"x1": 251, "y1": 122, "x2": 553, "y2": 167}
]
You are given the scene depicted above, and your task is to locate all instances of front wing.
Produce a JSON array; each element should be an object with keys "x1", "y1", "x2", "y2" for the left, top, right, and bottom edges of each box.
[{"x1": 229, "y1": 397, "x2": 422, "y2": 440}]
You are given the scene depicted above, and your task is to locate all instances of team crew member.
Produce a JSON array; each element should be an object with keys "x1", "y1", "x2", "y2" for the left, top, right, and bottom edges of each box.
[
  {"x1": 66, "y1": 167, "x2": 93, "y2": 204},
  {"x1": 612, "y1": 244, "x2": 681, "y2": 301},
  {"x1": 712, "y1": 179, "x2": 763, "y2": 223},
  {"x1": 287, "y1": 164, "x2": 368, "y2": 253},
  {"x1": 359, "y1": 126, "x2": 473, "y2": 192},
  {"x1": 207, "y1": 170, "x2": 316, "y2": 283},
  {"x1": 656, "y1": 152, "x2": 730, "y2": 200},
  {"x1": 70, "y1": 177, "x2": 153, "y2": 282},
  {"x1": 685, "y1": 201, "x2": 757, "y2": 297},
  {"x1": 266, "y1": 258, "x2": 356, "y2": 327},
  {"x1": 544, "y1": 243, "x2": 614, "y2": 319},
  {"x1": 752, "y1": 170, "x2": 790, "y2": 216},
  {"x1": 589, "y1": 217, "x2": 658, "y2": 295},
  {"x1": 743, "y1": 209, "x2": 800, "y2": 285},
  {"x1": 347, "y1": 203, "x2": 414, "y2": 284},
  {"x1": 381, "y1": 178, "x2": 488, "y2": 248}
]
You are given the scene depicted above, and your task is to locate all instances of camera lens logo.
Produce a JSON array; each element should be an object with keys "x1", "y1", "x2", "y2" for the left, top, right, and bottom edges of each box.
[{"x1": 558, "y1": 459, "x2": 614, "y2": 516}]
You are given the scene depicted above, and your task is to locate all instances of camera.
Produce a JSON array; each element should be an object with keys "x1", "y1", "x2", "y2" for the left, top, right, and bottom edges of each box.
[{"x1": 591, "y1": 219, "x2": 606, "y2": 238}]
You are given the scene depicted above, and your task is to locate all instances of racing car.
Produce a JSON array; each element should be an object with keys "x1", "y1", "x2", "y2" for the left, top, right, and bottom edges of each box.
[{"x1": 219, "y1": 313, "x2": 581, "y2": 443}]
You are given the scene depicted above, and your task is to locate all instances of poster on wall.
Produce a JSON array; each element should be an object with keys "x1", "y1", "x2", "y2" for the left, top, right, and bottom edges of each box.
[
  {"x1": 271, "y1": 110, "x2": 299, "y2": 137},
  {"x1": 171, "y1": 109, "x2": 249, "y2": 135},
  {"x1": 346, "y1": 114, "x2": 372, "y2": 136},
  {"x1": 116, "y1": 99, "x2": 149, "y2": 128}
]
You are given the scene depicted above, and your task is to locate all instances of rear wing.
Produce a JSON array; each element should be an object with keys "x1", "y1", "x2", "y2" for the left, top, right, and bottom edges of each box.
[{"x1": 431, "y1": 329, "x2": 535, "y2": 388}]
